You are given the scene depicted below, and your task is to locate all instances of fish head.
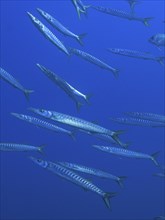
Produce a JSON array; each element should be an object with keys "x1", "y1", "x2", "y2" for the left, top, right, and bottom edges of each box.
[
  {"x1": 29, "y1": 156, "x2": 48, "y2": 168},
  {"x1": 36, "y1": 63, "x2": 47, "y2": 72},
  {"x1": 27, "y1": 12, "x2": 44, "y2": 29},
  {"x1": 28, "y1": 107, "x2": 53, "y2": 119},
  {"x1": 11, "y1": 112, "x2": 24, "y2": 120},
  {"x1": 36, "y1": 8, "x2": 47, "y2": 18}
]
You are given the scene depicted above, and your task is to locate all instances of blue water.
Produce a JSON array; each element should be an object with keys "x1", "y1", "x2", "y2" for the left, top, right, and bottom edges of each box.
[{"x1": 0, "y1": 1, "x2": 164, "y2": 219}]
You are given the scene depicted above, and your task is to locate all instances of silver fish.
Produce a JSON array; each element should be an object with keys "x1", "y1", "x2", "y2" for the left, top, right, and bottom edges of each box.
[
  {"x1": 107, "y1": 48, "x2": 165, "y2": 65},
  {"x1": 92, "y1": 6, "x2": 153, "y2": 26},
  {"x1": 92, "y1": 145, "x2": 159, "y2": 166},
  {"x1": 125, "y1": 112, "x2": 165, "y2": 123},
  {"x1": 69, "y1": 47, "x2": 119, "y2": 78},
  {"x1": 109, "y1": 117, "x2": 165, "y2": 127},
  {"x1": 11, "y1": 113, "x2": 74, "y2": 139},
  {"x1": 149, "y1": 34, "x2": 165, "y2": 48},
  {"x1": 36, "y1": 64, "x2": 90, "y2": 111},
  {"x1": 58, "y1": 162, "x2": 127, "y2": 187},
  {"x1": 27, "y1": 12, "x2": 70, "y2": 56},
  {"x1": 0, "y1": 67, "x2": 33, "y2": 100},
  {"x1": 71, "y1": 0, "x2": 90, "y2": 18},
  {"x1": 37, "y1": 8, "x2": 86, "y2": 45},
  {"x1": 0, "y1": 143, "x2": 44, "y2": 153},
  {"x1": 29, "y1": 108, "x2": 123, "y2": 145},
  {"x1": 30, "y1": 157, "x2": 116, "y2": 209}
]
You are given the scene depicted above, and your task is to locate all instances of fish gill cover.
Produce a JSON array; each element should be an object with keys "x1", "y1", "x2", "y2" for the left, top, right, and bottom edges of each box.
[{"x1": 0, "y1": 0, "x2": 165, "y2": 220}]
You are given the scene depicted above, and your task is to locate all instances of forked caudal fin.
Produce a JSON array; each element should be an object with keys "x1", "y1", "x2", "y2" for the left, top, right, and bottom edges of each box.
[
  {"x1": 102, "y1": 192, "x2": 116, "y2": 209},
  {"x1": 111, "y1": 130, "x2": 125, "y2": 146},
  {"x1": 143, "y1": 17, "x2": 154, "y2": 26},
  {"x1": 24, "y1": 89, "x2": 34, "y2": 101},
  {"x1": 77, "y1": 33, "x2": 87, "y2": 45},
  {"x1": 151, "y1": 151, "x2": 160, "y2": 166},
  {"x1": 117, "y1": 176, "x2": 127, "y2": 188}
]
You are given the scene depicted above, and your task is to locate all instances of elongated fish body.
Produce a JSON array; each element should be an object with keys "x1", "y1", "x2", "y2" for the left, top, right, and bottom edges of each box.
[
  {"x1": 30, "y1": 157, "x2": 115, "y2": 209},
  {"x1": 92, "y1": 145, "x2": 159, "y2": 166},
  {"x1": 149, "y1": 34, "x2": 165, "y2": 47},
  {"x1": 125, "y1": 112, "x2": 165, "y2": 123},
  {"x1": 36, "y1": 64, "x2": 89, "y2": 111},
  {"x1": 0, "y1": 143, "x2": 43, "y2": 153},
  {"x1": 69, "y1": 48, "x2": 119, "y2": 78},
  {"x1": 92, "y1": 6, "x2": 152, "y2": 26},
  {"x1": 29, "y1": 108, "x2": 122, "y2": 145},
  {"x1": 37, "y1": 8, "x2": 85, "y2": 45},
  {"x1": 108, "y1": 48, "x2": 164, "y2": 65},
  {"x1": 0, "y1": 67, "x2": 33, "y2": 100},
  {"x1": 27, "y1": 12, "x2": 70, "y2": 56},
  {"x1": 109, "y1": 117, "x2": 165, "y2": 127},
  {"x1": 11, "y1": 113, "x2": 73, "y2": 138},
  {"x1": 58, "y1": 162, "x2": 126, "y2": 187}
]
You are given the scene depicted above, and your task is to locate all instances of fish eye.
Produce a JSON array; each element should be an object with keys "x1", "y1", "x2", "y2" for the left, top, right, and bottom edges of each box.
[
  {"x1": 37, "y1": 159, "x2": 42, "y2": 162},
  {"x1": 40, "y1": 109, "x2": 45, "y2": 113}
]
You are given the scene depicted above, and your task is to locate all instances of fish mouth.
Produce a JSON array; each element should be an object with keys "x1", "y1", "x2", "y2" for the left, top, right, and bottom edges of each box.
[
  {"x1": 36, "y1": 63, "x2": 45, "y2": 72},
  {"x1": 36, "y1": 8, "x2": 43, "y2": 14},
  {"x1": 27, "y1": 12, "x2": 34, "y2": 20}
]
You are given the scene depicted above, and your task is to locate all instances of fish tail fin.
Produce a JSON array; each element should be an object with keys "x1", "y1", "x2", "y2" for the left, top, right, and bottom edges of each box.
[
  {"x1": 77, "y1": 33, "x2": 87, "y2": 45},
  {"x1": 143, "y1": 17, "x2": 154, "y2": 26},
  {"x1": 102, "y1": 192, "x2": 116, "y2": 209},
  {"x1": 76, "y1": 7, "x2": 84, "y2": 19},
  {"x1": 151, "y1": 151, "x2": 160, "y2": 166},
  {"x1": 24, "y1": 89, "x2": 34, "y2": 101},
  {"x1": 85, "y1": 93, "x2": 92, "y2": 105},
  {"x1": 113, "y1": 69, "x2": 119, "y2": 79},
  {"x1": 69, "y1": 130, "x2": 76, "y2": 141},
  {"x1": 157, "y1": 57, "x2": 165, "y2": 65},
  {"x1": 117, "y1": 176, "x2": 127, "y2": 188},
  {"x1": 76, "y1": 101, "x2": 84, "y2": 112},
  {"x1": 38, "y1": 145, "x2": 46, "y2": 154},
  {"x1": 112, "y1": 130, "x2": 125, "y2": 145}
]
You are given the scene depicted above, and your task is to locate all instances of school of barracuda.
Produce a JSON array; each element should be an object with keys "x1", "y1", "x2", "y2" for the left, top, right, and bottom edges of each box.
[{"x1": 0, "y1": 0, "x2": 164, "y2": 217}]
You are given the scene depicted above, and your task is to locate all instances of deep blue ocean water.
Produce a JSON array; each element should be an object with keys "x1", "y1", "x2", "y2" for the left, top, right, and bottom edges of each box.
[{"x1": 0, "y1": 1, "x2": 165, "y2": 219}]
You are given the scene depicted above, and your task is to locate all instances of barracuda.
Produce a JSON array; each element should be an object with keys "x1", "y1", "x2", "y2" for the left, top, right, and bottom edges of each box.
[
  {"x1": 0, "y1": 143, "x2": 44, "y2": 153},
  {"x1": 69, "y1": 48, "x2": 119, "y2": 78},
  {"x1": 109, "y1": 117, "x2": 165, "y2": 127},
  {"x1": 92, "y1": 6, "x2": 153, "y2": 26},
  {"x1": 36, "y1": 64, "x2": 90, "y2": 111},
  {"x1": 92, "y1": 145, "x2": 159, "y2": 166},
  {"x1": 37, "y1": 8, "x2": 86, "y2": 45},
  {"x1": 27, "y1": 12, "x2": 70, "y2": 56},
  {"x1": 107, "y1": 48, "x2": 165, "y2": 65},
  {"x1": 58, "y1": 162, "x2": 127, "y2": 187},
  {"x1": 30, "y1": 157, "x2": 116, "y2": 209},
  {"x1": 0, "y1": 67, "x2": 33, "y2": 100},
  {"x1": 29, "y1": 108, "x2": 123, "y2": 145},
  {"x1": 11, "y1": 113, "x2": 74, "y2": 139}
]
